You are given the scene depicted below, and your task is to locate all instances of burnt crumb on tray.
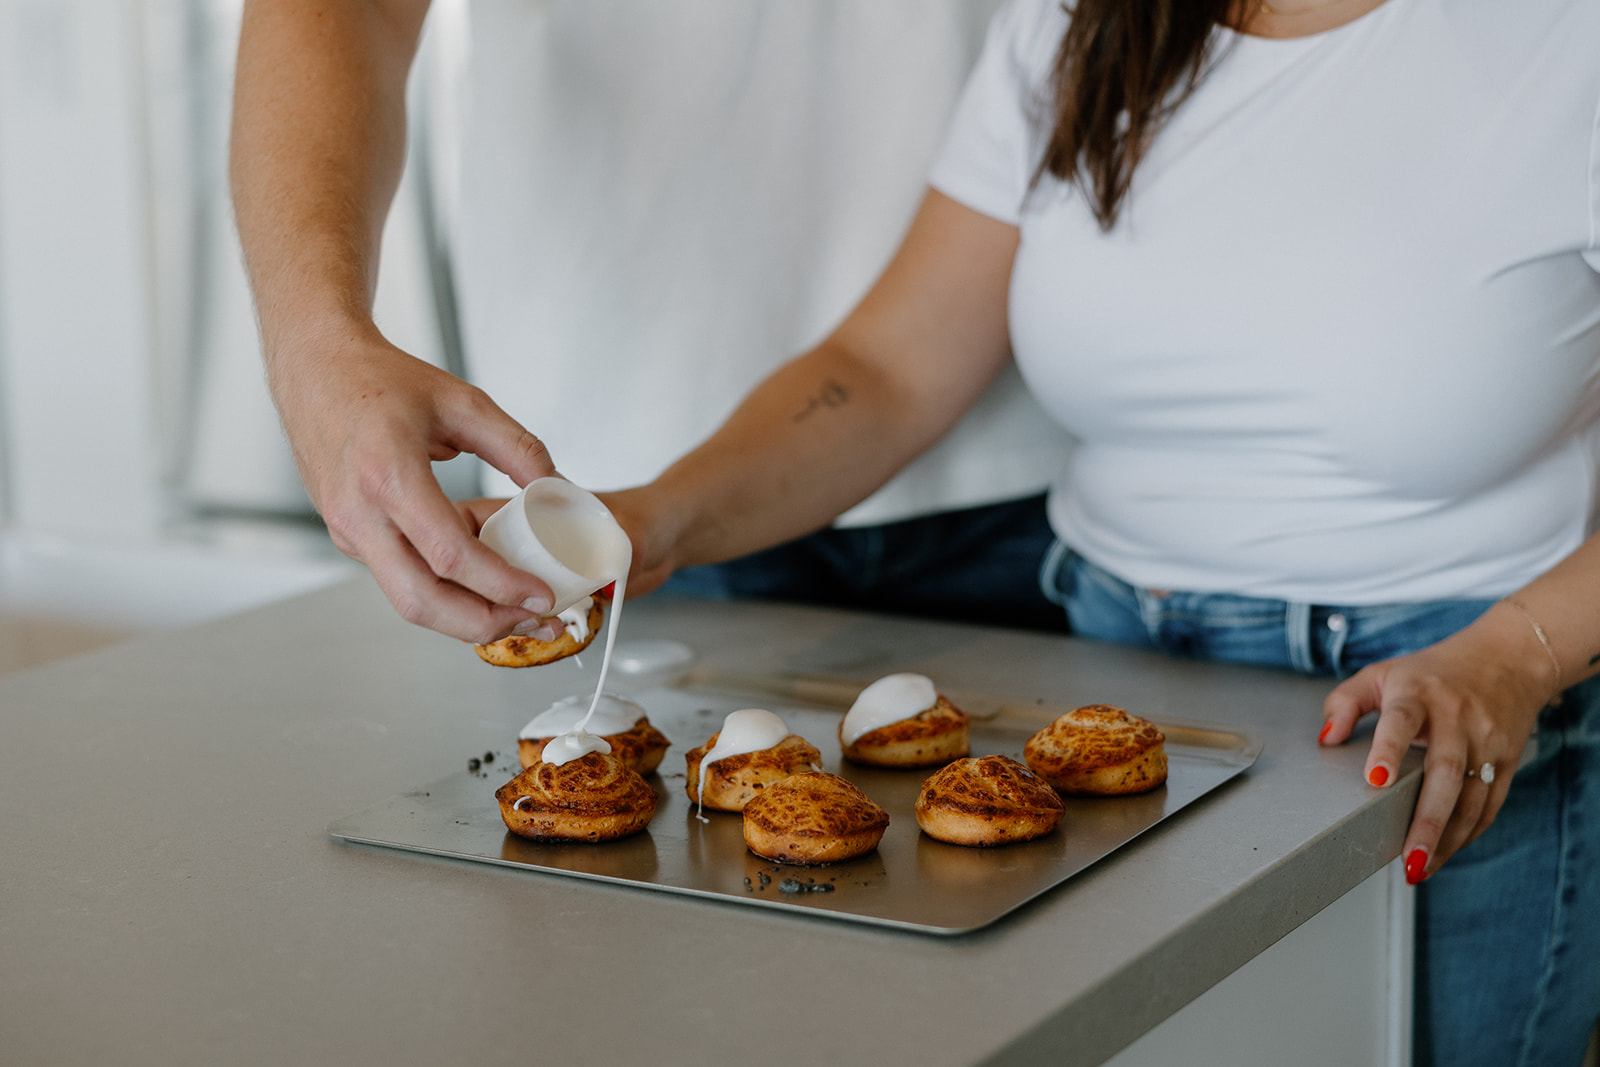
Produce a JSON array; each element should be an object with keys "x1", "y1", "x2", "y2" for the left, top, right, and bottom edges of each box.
[{"x1": 778, "y1": 878, "x2": 835, "y2": 895}]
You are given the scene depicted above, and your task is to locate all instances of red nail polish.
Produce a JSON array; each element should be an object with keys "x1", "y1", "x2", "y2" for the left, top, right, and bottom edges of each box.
[
  {"x1": 1369, "y1": 765, "x2": 1390, "y2": 787},
  {"x1": 1405, "y1": 848, "x2": 1428, "y2": 885},
  {"x1": 1318, "y1": 722, "x2": 1333, "y2": 744}
]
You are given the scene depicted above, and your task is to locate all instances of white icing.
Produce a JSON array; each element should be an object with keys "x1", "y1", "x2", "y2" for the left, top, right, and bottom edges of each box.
[
  {"x1": 694, "y1": 708, "x2": 790, "y2": 820},
  {"x1": 556, "y1": 596, "x2": 594, "y2": 643},
  {"x1": 542, "y1": 569, "x2": 631, "y2": 767},
  {"x1": 520, "y1": 693, "x2": 642, "y2": 740},
  {"x1": 840, "y1": 672, "x2": 938, "y2": 745},
  {"x1": 533, "y1": 512, "x2": 632, "y2": 767},
  {"x1": 540, "y1": 730, "x2": 613, "y2": 765}
]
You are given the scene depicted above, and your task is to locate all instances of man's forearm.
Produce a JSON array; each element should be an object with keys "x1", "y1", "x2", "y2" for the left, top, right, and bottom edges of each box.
[{"x1": 230, "y1": 0, "x2": 430, "y2": 360}]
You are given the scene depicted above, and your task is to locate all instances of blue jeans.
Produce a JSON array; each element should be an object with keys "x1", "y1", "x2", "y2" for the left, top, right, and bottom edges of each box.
[
  {"x1": 662, "y1": 493, "x2": 1068, "y2": 632},
  {"x1": 1041, "y1": 545, "x2": 1600, "y2": 1067}
]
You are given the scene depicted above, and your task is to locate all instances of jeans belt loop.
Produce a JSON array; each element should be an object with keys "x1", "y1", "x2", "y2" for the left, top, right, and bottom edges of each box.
[
  {"x1": 1038, "y1": 539, "x2": 1071, "y2": 607},
  {"x1": 1285, "y1": 600, "x2": 1315, "y2": 673}
]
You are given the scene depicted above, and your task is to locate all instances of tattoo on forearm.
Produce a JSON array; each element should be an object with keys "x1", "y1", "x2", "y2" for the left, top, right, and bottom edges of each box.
[
  {"x1": 1589, "y1": 651, "x2": 1600, "y2": 667},
  {"x1": 792, "y1": 379, "x2": 851, "y2": 422}
]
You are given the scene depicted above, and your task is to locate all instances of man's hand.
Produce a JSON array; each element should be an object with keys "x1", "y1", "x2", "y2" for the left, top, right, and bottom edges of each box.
[{"x1": 271, "y1": 325, "x2": 560, "y2": 643}]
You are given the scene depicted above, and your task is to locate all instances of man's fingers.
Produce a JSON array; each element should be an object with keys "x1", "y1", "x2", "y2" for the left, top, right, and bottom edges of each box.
[
  {"x1": 362, "y1": 522, "x2": 535, "y2": 644},
  {"x1": 378, "y1": 463, "x2": 555, "y2": 615},
  {"x1": 444, "y1": 390, "x2": 557, "y2": 489},
  {"x1": 455, "y1": 496, "x2": 511, "y2": 536}
]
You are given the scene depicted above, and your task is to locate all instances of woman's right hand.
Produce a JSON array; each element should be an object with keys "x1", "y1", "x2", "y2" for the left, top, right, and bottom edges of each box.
[{"x1": 267, "y1": 327, "x2": 560, "y2": 644}]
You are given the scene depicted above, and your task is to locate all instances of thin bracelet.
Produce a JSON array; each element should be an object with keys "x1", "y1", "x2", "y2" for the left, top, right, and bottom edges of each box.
[{"x1": 1505, "y1": 597, "x2": 1564, "y2": 705}]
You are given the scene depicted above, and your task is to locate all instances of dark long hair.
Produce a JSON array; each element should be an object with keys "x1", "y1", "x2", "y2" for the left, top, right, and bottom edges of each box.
[{"x1": 1038, "y1": 0, "x2": 1241, "y2": 229}]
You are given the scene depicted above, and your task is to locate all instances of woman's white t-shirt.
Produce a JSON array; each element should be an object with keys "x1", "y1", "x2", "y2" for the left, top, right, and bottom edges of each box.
[{"x1": 931, "y1": 0, "x2": 1600, "y2": 604}]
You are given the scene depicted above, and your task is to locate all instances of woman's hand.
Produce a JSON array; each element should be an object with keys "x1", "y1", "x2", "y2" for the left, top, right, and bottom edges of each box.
[
  {"x1": 270, "y1": 329, "x2": 560, "y2": 644},
  {"x1": 1319, "y1": 601, "x2": 1559, "y2": 884}
]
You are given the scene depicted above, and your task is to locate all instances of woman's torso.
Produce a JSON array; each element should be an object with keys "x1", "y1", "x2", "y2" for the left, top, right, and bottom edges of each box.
[{"x1": 937, "y1": 0, "x2": 1600, "y2": 603}]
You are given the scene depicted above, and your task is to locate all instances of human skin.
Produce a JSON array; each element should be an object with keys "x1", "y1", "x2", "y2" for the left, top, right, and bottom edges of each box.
[
  {"x1": 591, "y1": 185, "x2": 1600, "y2": 881},
  {"x1": 231, "y1": 0, "x2": 564, "y2": 646},
  {"x1": 233, "y1": 0, "x2": 1596, "y2": 876}
]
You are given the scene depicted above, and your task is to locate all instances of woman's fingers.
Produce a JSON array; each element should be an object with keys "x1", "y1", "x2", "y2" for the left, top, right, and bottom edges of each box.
[
  {"x1": 1430, "y1": 766, "x2": 1509, "y2": 872},
  {"x1": 1363, "y1": 688, "x2": 1433, "y2": 789},
  {"x1": 1320, "y1": 668, "x2": 1382, "y2": 746}
]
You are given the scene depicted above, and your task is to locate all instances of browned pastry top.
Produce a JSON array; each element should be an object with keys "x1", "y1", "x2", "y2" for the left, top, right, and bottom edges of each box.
[
  {"x1": 917, "y1": 756, "x2": 1065, "y2": 818},
  {"x1": 742, "y1": 771, "x2": 889, "y2": 840},
  {"x1": 1025, "y1": 704, "x2": 1165, "y2": 772},
  {"x1": 495, "y1": 752, "x2": 657, "y2": 818},
  {"x1": 684, "y1": 732, "x2": 821, "y2": 779},
  {"x1": 849, "y1": 695, "x2": 969, "y2": 746}
]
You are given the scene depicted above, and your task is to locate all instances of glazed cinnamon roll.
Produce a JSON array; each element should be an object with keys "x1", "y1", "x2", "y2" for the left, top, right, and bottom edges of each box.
[
  {"x1": 684, "y1": 732, "x2": 822, "y2": 813},
  {"x1": 517, "y1": 694, "x2": 670, "y2": 774}
]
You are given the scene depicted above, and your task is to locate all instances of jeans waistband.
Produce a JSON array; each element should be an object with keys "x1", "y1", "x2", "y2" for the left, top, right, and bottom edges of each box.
[{"x1": 1039, "y1": 543, "x2": 1495, "y2": 678}]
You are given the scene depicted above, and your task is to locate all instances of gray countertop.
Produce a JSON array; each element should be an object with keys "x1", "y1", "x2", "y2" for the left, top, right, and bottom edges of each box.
[{"x1": 0, "y1": 578, "x2": 1418, "y2": 1066}]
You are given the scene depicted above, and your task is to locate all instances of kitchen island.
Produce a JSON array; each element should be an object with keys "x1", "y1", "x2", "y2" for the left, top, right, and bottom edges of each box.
[{"x1": 0, "y1": 577, "x2": 1416, "y2": 1065}]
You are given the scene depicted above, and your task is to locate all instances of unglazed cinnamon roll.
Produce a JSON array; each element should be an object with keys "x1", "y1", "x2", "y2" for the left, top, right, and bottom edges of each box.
[
  {"x1": 914, "y1": 756, "x2": 1065, "y2": 846},
  {"x1": 742, "y1": 771, "x2": 890, "y2": 864},
  {"x1": 1023, "y1": 705, "x2": 1168, "y2": 796},
  {"x1": 684, "y1": 709, "x2": 821, "y2": 813},
  {"x1": 475, "y1": 594, "x2": 605, "y2": 667},
  {"x1": 495, "y1": 752, "x2": 657, "y2": 842}
]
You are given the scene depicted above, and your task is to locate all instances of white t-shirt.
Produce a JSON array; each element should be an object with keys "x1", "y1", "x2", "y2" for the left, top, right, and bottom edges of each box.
[
  {"x1": 931, "y1": 0, "x2": 1600, "y2": 604},
  {"x1": 453, "y1": 0, "x2": 1075, "y2": 526}
]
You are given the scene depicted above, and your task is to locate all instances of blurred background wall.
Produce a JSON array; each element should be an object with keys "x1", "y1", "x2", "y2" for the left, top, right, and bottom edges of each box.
[{"x1": 0, "y1": 0, "x2": 474, "y2": 668}]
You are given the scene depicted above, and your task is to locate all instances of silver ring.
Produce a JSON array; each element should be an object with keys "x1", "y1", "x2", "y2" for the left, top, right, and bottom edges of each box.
[{"x1": 1465, "y1": 762, "x2": 1496, "y2": 784}]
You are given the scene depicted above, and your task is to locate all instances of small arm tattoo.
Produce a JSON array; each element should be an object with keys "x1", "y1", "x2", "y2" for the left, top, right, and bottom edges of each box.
[{"x1": 792, "y1": 378, "x2": 851, "y2": 423}]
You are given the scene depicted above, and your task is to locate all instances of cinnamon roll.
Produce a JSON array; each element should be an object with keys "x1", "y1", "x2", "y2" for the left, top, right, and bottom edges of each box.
[
  {"x1": 495, "y1": 751, "x2": 657, "y2": 842},
  {"x1": 914, "y1": 756, "x2": 1064, "y2": 846},
  {"x1": 742, "y1": 771, "x2": 890, "y2": 865},
  {"x1": 1023, "y1": 704, "x2": 1168, "y2": 796},
  {"x1": 684, "y1": 731, "x2": 822, "y2": 813},
  {"x1": 475, "y1": 594, "x2": 605, "y2": 667}
]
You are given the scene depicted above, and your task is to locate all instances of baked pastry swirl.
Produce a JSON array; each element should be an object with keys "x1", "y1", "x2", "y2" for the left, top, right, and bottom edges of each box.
[
  {"x1": 742, "y1": 771, "x2": 890, "y2": 864},
  {"x1": 840, "y1": 694, "x2": 970, "y2": 768},
  {"x1": 1023, "y1": 704, "x2": 1168, "y2": 796},
  {"x1": 519, "y1": 717, "x2": 670, "y2": 775},
  {"x1": 475, "y1": 596, "x2": 605, "y2": 667},
  {"x1": 495, "y1": 752, "x2": 657, "y2": 842},
  {"x1": 914, "y1": 756, "x2": 1065, "y2": 846},
  {"x1": 684, "y1": 732, "x2": 821, "y2": 812}
]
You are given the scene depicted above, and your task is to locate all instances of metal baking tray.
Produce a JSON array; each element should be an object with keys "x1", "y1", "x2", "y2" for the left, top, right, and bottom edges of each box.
[{"x1": 329, "y1": 674, "x2": 1261, "y2": 935}]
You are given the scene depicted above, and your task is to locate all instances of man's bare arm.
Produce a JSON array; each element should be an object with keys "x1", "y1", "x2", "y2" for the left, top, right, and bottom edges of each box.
[{"x1": 232, "y1": 0, "x2": 561, "y2": 644}]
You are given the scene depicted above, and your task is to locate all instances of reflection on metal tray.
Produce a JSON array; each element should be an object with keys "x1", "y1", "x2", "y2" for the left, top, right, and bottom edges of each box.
[{"x1": 328, "y1": 677, "x2": 1262, "y2": 936}]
